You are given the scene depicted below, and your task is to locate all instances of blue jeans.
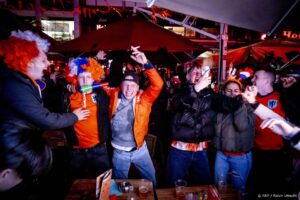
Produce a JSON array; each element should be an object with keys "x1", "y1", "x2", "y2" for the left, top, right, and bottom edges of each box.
[
  {"x1": 69, "y1": 143, "x2": 110, "y2": 179},
  {"x1": 112, "y1": 141, "x2": 156, "y2": 187},
  {"x1": 166, "y1": 147, "x2": 212, "y2": 186},
  {"x1": 214, "y1": 151, "x2": 252, "y2": 192}
]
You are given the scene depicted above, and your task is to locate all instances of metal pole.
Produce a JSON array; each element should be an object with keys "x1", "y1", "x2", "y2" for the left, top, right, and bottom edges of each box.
[
  {"x1": 35, "y1": 0, "x2": 42, "y2": 31},
  {"x1": 74, "y1": 0, "x2": 81, "y2": 38},
  {"x1": 218, "y1": 23, "x2": 228, "y2": 85}
]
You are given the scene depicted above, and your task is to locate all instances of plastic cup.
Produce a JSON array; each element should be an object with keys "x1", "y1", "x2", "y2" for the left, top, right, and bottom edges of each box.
[
  {"x1": 138, "y1": 179, "x2": 149, "y2": 198},
  {"x1": 174, "y1": 179, "x2": 187, "y2": 197},
  {"x1": 217, "y1": 180, "x2": 227, "y2": 192}
]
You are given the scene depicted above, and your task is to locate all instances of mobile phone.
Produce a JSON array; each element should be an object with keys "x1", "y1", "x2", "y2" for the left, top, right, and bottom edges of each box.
[{"x1": 201, "y1": 66, "x2": 210, "y2": 78}]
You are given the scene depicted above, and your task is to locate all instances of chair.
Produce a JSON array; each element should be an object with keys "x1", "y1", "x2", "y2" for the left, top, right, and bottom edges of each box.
[{"x1": 145, "y1": 133, "x2": 157, "y2": 158}]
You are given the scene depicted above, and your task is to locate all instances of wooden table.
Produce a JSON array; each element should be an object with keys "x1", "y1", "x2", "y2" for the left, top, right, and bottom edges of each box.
[
  {"x1": 156, "y1": 185, "x2": 238, "y2": 200},
  {"x1": 64, "y1": 179, "x2": 155, "y2": 200}
]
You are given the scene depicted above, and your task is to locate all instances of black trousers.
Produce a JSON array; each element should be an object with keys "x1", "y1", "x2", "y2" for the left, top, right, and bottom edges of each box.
[{"x1": 69, "y1": 143, "x2": 110, "y2": 179}]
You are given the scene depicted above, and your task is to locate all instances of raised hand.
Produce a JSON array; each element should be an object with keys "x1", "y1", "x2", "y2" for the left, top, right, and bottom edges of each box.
[
  {"x1": 130, "y1": 46, "x2": 147, "y2": 65},
  {"x1": 95, "y1": 50, "x2": 107, "y2": 60},
  {"x1": 194, "y1": 74, "x2": 212, "y2": 92},
  {"x1": 241, "y1": 85, "x2": 257, "y2": 104},
  {"x1": 280, "y1": 77, "x2": 297, "y2": 88}
]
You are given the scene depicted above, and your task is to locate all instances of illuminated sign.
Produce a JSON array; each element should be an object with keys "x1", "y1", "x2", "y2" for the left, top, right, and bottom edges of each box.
[
  {"x1": 283, "y1": 31, "x2": 300, "y2": 39},
  {"x1": 96, "y1": 24, "x2": 106, "y2": 30}
]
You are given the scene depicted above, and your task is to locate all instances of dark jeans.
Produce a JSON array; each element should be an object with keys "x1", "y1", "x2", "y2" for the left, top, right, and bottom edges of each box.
[
  {"x1": 69, "y1": 143, "x2": 110, "y2": 179},
  {"x1": 166, "y1": 147, "x2": 212, "y2": 186}
]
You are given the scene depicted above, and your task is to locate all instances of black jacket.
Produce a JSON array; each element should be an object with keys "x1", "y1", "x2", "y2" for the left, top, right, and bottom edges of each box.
[
  {"x1": 0, "y1": 67, "x2": 77, "y2": 129},
  {"x1": 170, "y1": 84, "x2": 243, "y2": 143}
]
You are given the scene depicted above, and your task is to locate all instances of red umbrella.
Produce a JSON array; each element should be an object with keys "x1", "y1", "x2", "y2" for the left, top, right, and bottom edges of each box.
[
  {"x1": 212, "y1": 38, "x2": 300, "y2": 66},
  {"x1": 51, "y1": 16, "x2": 201, "y2": 53},
  {"x1": 250, "y1": 38, "x2": 300, "y2": 65}
]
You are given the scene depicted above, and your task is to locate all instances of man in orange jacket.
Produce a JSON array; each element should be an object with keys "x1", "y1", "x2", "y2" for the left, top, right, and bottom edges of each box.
[{"x1": 103, "y1": 46, "x2": 163, "y2": 186}]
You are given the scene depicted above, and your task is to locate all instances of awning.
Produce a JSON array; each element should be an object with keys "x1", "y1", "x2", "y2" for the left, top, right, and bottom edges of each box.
[
  {"x1": 51, "y1": 16, "x2": 202, "y2": 53},
  {"x1": 127, "y1": 0, "x2": 300, "y2": 34}
]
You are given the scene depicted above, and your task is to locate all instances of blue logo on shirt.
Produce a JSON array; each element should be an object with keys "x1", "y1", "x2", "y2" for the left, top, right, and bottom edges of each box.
[
  {"x1": 268, "y1": 99, "x2": 277, "y2": 109},
  {"x1": 92, "y1": 94, "x2": 97, "y2": 103}
]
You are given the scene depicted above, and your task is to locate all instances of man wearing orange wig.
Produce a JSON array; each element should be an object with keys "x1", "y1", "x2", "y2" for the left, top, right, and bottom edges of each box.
[
  {"x1": 64, "y1": 56, "x2": 110, "y2": 179},
  {"x1": 0, "y1": 30, "x2": 89, "y2": 129}
]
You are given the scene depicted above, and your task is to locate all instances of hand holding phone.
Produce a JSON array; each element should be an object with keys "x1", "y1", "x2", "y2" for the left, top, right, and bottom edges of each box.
[{"x1": 201, "y1": 66, "x2": 210, "y2": 78}]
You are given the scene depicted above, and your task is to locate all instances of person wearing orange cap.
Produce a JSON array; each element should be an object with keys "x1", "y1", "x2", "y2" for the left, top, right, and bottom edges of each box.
[
  {"x1": 0, "y1": 30, "x2": 89, "y2": 129},
  {"x1": 64, "y1": 56, "x2": 110, "y2": 179}
]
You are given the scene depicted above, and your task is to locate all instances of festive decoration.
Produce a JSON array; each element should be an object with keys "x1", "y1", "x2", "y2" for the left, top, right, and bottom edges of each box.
[
  {"x1": 0, "y1": 30, "x2": 49, "y2": 75},
  {"x1": 239, "y1": 67, "x2": 254, "y2": 80},
  {"x1": 80, "y1": 82, "x2": 109, "y2": 93},
  {"x1": 149, "y1": 6, "x2": 171, "y2": 21},
  {"x1": 11, "y1": 30, "x2": 50, "y2": 52},
  {"x1": 65, "y1": 57, "x2": 105, "y2": 86}
]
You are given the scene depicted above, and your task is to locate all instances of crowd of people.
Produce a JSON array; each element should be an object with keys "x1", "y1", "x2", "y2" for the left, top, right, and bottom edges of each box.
[{"x1": 0, "y1": 30, "x2": 300, "y2": 200}]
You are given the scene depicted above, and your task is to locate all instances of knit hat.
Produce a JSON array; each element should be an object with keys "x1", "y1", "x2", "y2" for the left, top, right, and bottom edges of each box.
[{"x1": 122, "y1": 72, "x2": 139, "y2": 85}]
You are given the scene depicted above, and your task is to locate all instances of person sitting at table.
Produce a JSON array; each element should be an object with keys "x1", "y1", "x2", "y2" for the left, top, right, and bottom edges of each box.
[
  {"x1": 0, "y1": 120, "x2": 53, "y2": 199},
  {"x1": 64, "y1": 56, "x2": 111, "y2": 179},
  {"x1": 102, "y1": 46, "x2": 163, "y2": 187}
]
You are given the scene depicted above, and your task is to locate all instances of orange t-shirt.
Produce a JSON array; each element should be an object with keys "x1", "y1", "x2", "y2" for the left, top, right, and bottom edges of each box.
[
  {"x1": 70, "y1": 92, "x2": 100, "y2": 148},
  {"x1": 255, "y1": 92, "x2": 285, "y2": 150}
]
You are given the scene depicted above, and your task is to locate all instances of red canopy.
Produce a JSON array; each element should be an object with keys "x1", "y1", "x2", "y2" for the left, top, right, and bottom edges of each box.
[
  {"x1": 51, "y1": 16, "x2": 201, "y2": 53},
  {"x1": 212, "y1": 38, "x2": 300, "y2": 66}
]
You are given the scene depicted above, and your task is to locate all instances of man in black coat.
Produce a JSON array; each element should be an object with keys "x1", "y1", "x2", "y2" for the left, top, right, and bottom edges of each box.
[{"x1": 0, "y1": 30, "x2": 89, "y2": 129}]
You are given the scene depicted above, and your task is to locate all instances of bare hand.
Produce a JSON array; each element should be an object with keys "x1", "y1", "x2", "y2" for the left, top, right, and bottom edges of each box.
[
  {"x1": 280, "y1": 77, "x2": 297, "y2": 88},
  {"x1": 130, "y1": 46, "x2": 147, "y2": 65},
  {"x1": 72, "y1": 107, "x2": 90, "y2": 121},
  {"x1": 67, "y1": 84, "x2": 77, "y2": 93},
  {"x1": 194, "y1": 75, "x2": 212, "y2": 92},
  {"x1": 241, "y1": 85, "x2": 257, "y2": 104},
  {"x1": 95, "y1": 50, "x2": 107, "y2": 60}
]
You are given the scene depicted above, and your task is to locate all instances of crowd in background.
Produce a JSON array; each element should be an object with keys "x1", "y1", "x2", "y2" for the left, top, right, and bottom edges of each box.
[{"x1": 1, "y1": 30, "x2": 300, "y2": 200}]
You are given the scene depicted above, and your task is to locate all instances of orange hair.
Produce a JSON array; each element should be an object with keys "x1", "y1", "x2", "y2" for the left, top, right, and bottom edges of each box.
[
  {"x1": 0, "y1": 37, "x2": 39, "y2": 75},
  {"x1": 64, "y1": 57, "x2": 105, "y2": 86}
]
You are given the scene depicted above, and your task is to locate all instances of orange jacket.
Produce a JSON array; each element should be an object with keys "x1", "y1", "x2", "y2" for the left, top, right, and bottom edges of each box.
[{"x1": 103, "y1": 68, "x2": 163, "y2": 148}]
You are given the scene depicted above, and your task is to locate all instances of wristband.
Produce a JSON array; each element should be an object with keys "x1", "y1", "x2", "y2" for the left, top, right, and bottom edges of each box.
[
  {"x1": 290, "y1": 131, "x2": 300, "y2": 146},
  {"x1": 143, "y1": 60, "x2": 153, "y2": 70}
]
